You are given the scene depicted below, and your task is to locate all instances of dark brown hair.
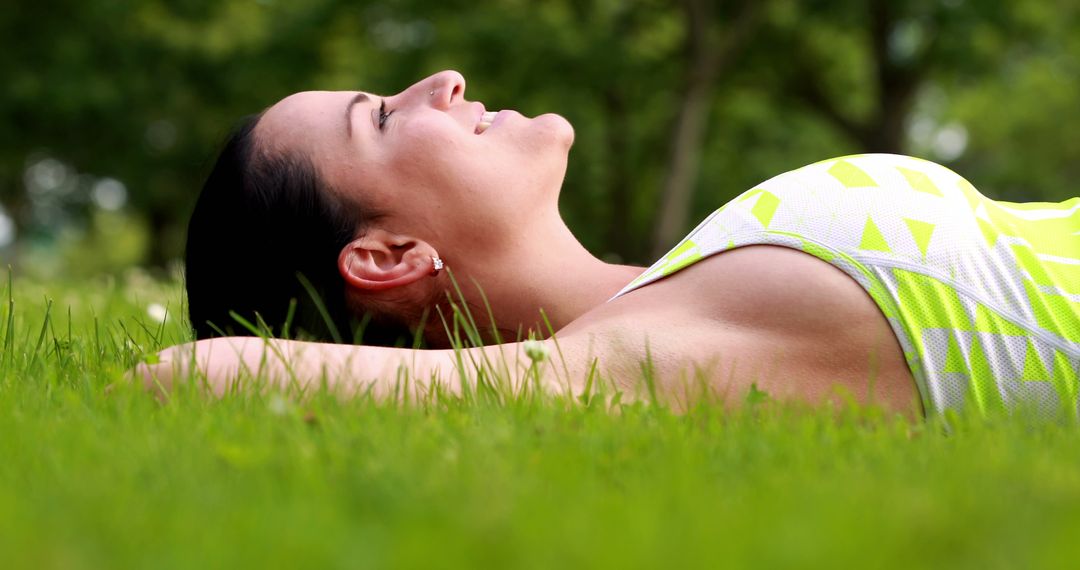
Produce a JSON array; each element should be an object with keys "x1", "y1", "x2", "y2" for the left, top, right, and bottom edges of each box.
[{"x1": 185, "y1": 114, "x2": 414, "y2": 345}]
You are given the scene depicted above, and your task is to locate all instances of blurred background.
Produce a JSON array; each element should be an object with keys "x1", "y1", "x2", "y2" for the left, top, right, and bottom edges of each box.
[{"x1": 1, "y1": 0, "x2": 1078, "y2": 278}]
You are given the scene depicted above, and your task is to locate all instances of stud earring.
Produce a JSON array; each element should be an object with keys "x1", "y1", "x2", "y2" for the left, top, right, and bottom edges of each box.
[
  {"x1": 430, "y1": 256, "x2": 444, "y2": 276},
  {"x1": 429, "y1": 89, "x2": 436, "y2": 97}
]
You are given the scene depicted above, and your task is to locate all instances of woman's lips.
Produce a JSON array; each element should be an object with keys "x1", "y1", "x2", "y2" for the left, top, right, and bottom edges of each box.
[
  {"x1": 475, "y1": 111, "x2": 498, "y2": 134},
  {"x1": 475, "y1": 110, "x2": 520, "y2": 134}
]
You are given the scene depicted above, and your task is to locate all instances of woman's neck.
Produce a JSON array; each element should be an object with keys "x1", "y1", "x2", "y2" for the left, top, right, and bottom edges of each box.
[{"x1": 448, "y1": 216, "x2": 643, "y2": 340}]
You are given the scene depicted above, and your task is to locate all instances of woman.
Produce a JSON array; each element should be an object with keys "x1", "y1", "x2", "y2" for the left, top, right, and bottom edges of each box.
[{"x1": 150, "y1": 70, "x2": 1079, "y2": 418}]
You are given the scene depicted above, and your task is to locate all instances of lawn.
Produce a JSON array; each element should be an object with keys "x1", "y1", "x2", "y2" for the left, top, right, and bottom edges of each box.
[{"x1": 1, "y1": 272, "x2": 1079, "y2": 569}]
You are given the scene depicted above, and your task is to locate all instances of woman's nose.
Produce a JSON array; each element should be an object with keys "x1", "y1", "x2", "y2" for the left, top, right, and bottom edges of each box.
[{"x1": 425, "y1": 70, "x2": 466, "y2": 109}]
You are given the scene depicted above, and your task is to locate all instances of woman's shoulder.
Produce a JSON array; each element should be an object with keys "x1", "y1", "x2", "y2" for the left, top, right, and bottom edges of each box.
[
  {"x1": 635, "y1": 246, "x2": 874, "y2": 325},
  {"x1": 559, "y1": 244, "x2": 916, "y2": 411},
  {"x1": 585, "y1": 244, "x2": 885, "y2": 338}
]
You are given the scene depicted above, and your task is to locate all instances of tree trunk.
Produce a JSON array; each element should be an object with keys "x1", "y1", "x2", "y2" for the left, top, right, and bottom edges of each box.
[
  {"x1": 602, "y1": 88, "x2": 635, "y2": 260},
  {"x1": 787, "y1": 0, "x2": 923, "y2": 154},
  {"x1": 650, "y1": 0, "x2": 762, "y2": 258},
  {"x1": 863, "y1": 0, "x2": 917, "y2": 153},
  {"x1": 650, "y1": 72, "x2": 716, "y2": 258}
]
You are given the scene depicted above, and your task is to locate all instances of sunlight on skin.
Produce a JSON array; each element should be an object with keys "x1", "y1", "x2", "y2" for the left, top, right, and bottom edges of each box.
[
  {"x1": 136, "y1": 246, "x2": 923, "y2": 418},
  {"x1": 137, "y1": 336, "x2": 568, "y2": 402},
  {"x1": 135, "y1": 302, "x2": 920, "y2": 420},
  {"x1": 134, "y1": 333, "x2": 920, "y2": 420}
]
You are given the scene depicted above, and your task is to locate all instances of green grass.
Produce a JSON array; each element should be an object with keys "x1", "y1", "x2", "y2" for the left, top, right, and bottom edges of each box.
[{"x1": 2, "y1": 271, "x2": 1080, "y2": 569}]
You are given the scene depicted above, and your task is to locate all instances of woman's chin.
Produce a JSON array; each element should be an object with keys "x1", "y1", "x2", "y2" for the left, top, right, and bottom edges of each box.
[{"x1": 535, "y1": 112, "x2": 575, "y2": 149}]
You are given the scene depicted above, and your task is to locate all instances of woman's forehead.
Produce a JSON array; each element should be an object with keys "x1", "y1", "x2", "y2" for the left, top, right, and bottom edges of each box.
[{"x1": 258, "y1": 90, "x2": 361, "y2": 150}]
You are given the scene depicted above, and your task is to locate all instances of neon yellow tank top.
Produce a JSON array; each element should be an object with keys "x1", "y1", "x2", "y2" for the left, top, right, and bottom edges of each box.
[{"x1": 613, "y1": 154, "x2": 1080, "y2": 417}]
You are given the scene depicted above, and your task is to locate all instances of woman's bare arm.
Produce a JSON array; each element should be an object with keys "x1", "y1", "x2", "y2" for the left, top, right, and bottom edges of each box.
[
  {"x1": 134, "y1": 307, "x2": 734, "y2": 404},
  {"x1": 137, "y1": 248, "x2": 918, "y2": 414},
  {"x1": 137, "y1": 335, "x2": 538, "y2": 399}
]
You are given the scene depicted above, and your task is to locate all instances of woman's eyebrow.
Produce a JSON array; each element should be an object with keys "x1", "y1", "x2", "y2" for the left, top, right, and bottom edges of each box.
[{"x1": 345, "y1": 92, "x2": 370, "y2": 139}]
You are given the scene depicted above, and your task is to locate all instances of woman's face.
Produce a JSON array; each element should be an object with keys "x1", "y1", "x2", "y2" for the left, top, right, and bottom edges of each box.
[{"x1": 256, "y1": 70, "x2": 575, "y2": 253}]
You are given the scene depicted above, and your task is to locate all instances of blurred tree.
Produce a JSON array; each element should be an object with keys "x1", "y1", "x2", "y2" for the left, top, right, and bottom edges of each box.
[
  {"x1": 1, "y1": 0, "x2": 345, "y2": 266},
  {"x1": 762, "y1": 0, "x2": 1030, "y2": 153},
  {"x1": 0, "y1": 0, "x2": 1076, "y2": 273},
  {"x1": 944, "y1": 0, "x2": 1080, "y2": 202},
  {"x1": 652, "y1": 0, "x2": 1078, "y2": 255},
  {"x1": 651, "y1": 0, "x2": 765, "y2": 258}
]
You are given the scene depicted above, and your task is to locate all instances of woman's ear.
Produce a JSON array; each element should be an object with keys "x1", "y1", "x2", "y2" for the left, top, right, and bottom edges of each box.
[{"x1": 338, "y1": 229, "x2": 439, "y2": 292}]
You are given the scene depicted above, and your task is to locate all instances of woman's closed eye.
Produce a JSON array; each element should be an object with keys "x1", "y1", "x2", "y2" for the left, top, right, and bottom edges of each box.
[{"x1": 378, "y1": 100, "x2": 394, "y2": 131}]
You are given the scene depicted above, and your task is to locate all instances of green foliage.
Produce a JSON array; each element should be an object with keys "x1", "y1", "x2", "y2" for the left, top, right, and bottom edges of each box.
[{"x1": 0, "y1": 0, "x2": 1077, "y2": 269}]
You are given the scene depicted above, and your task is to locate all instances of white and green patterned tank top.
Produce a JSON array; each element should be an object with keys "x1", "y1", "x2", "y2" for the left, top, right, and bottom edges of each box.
[{"x1": 613, "y1": 154, "x2": 1080, "y2": 418}]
